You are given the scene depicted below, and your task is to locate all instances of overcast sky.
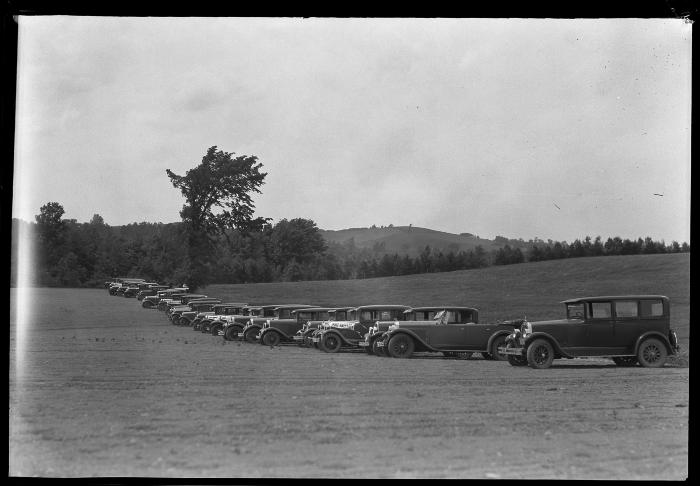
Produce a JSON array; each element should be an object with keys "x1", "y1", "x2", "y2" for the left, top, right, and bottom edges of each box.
[{"x1": 12, "y1": 17, "x2": 691, "y2": 243}]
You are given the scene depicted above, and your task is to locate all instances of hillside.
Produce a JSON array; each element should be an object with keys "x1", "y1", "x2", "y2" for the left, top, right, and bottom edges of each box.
[
  {"x1": 320, "y1": 225, "x2": 504, "y2": 255},
  {"x1": 204, "y1": 252, "x2": 690, "y2": 344}
]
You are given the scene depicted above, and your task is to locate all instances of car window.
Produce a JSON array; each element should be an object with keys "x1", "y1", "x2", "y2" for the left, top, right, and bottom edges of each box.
[
  {"x1": 566, "y1": 303, "x2": 585, "y2": 319},
  {"x1": 590, "y1": 302, "x2": 612, "y2": 319},
  {"x1": 615, "y1": 301, "x2": 638, "y2": 318},
  {"x1": 379, "y1": 311, "x2": 392, "y2": 320},
  {"x1": 360, "y1": 311, "x2": 373, "y2": 321},
  {"x1": 640, "y1": 300, "x2": 664, "y2": 317}
]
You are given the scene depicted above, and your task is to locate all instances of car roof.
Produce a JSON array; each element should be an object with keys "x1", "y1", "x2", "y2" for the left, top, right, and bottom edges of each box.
[
  {"x1": 273, "y1": 304, "x2": 317, "y2": 310},
  {"x1": 561, "y1": 295, "x2": 669, "y2": 304},
  {"x1": 291, "y1": 307, "x2": 333, "y2": 314},
  {"x1": 354, "y1": 304, "x2": 411, "y2": 311},
  {"x1": 406, "y1": 306, "x2": 479, "y2": 313}
]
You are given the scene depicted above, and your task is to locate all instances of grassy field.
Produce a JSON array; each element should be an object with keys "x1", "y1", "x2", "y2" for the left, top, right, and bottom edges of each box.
[{"x1": 204, "y1": 253, "x2": 690, "y2": 343}]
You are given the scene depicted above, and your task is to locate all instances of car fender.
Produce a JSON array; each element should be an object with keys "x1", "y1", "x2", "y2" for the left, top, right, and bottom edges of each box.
[
  {"x1": 523, "y1": 332, "x2": 572, "y2": 358},
  {"x1": 259, "y1": 327, "x2": 290, "y2": 341},
  {"x1": 385, "y1": 329, "x2": 437, "y2": 352},
  {"x1": 243, "y1": 323, "x2": 262, "y2": 333},
  {"x1": 633, "y1": 331, "x2": 674, "y2": 355}
]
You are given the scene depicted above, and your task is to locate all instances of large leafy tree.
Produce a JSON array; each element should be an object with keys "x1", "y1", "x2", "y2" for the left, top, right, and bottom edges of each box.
[
  {"x1": 166, "y1": 146, "x2": 269, "y2": 235},
  {"x1": 166, "y1": 146, "x2": 269, "y2": 289}
]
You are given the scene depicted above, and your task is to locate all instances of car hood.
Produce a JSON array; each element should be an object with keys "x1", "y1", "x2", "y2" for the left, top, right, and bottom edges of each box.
[{"x1": 530, "y1": 318, "x2": 584, "y2": 328}]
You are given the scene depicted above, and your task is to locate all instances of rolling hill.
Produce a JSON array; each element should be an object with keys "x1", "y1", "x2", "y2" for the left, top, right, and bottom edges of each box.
[
  {"x1": 204, "y1": 252, "x2": 690, "y2": 345},
  {"x1": 320, "y1": 225, "x2": 506, "y2": 255}
]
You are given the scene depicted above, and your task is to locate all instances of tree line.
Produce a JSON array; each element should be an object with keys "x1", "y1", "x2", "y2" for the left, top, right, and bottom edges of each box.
[{"x1": 11, "y1": 204, "x2": 689, "y2": 289}]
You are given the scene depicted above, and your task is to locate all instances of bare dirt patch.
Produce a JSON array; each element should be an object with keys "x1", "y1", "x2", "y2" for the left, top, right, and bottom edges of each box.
[{"x1": 10, "y1": 289, "x2": 688, "y2": 479}]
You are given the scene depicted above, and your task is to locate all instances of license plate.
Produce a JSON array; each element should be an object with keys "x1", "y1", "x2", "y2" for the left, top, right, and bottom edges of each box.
[
  {"x1": 358, "y1": 341, "x2": 368, "y2": 347},
  {"x1": 312, "y1": 337, "x2": 320, "y2": 343},
  {"x1": 376, "y1": 341, "x2": 385, "y2": 347}
]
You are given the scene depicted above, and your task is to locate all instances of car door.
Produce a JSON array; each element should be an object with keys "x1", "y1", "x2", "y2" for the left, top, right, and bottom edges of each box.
[
  {"x1": 611, "y1": 300, "x2": 641, "y2": 352},
  {"x1": 582, "y1": 301, "x2": 615, "y2": 355}
]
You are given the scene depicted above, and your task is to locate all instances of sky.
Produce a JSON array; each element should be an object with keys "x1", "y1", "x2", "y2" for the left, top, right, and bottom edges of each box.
[{"x1": 12, "y1": 17, "x2": 692, "y2": 243}]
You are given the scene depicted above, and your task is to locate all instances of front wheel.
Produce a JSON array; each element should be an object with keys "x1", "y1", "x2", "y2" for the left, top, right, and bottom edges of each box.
[
  {"x1": 321, "y1": 333, "x2": 342, "y2": 353},
  {"x1": 526, "y1": 339, "x2": 554, "y2": 369},
  {"x1": 387, "y1": 334, "x2": 415, "y2": 359},
  {"x1": 210, "y1": 323, "x2": 223, "y2": 336},
  {"x1": 224, "y1": 326, "x2": 240, "y2": 341},
  {"x1": 243, "y1": 327, "x2": 259, "y2": 343},
  {"x1": 262, "y1": 331, "x2": 281, "y2": 346},
  {"x1": 637, "y1": 338, "x2": 667, "y2": 368}
]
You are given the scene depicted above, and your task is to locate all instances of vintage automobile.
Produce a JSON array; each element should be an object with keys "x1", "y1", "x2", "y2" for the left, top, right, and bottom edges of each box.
[
  {"x1": 168, "y1": 298, "x2": 222, "y2": 324},
  {"x1": 191, "y1": 303, "x2": 246, "y2": 331},
  {"x1": 123, "y1": 282, "x2": 159, "y2": 298},
  {"x1": 499, "y1": 295, "x2": 680, "y2": 369},
  {"x1": 106, "y1": 277, "x2": 146, "y2": 293},
  {"x1": 241, "y1": 304, "x2": 317, "y2": 343},
  {"x1": 199, "y1": 304, "x2": 250, "y2": 333},
  {"x1": 376, "y1": 307, "x2": 524, "y2": 359},
  {"x1": 157, "y1": 293, "x2": 208, "y2": 311},
  {"x1": 218, "y1": 305, "x2": 280, "y2": 340},
  {"x1": 295, "y1": 307, "x2": 355, "y2": 347},
  {"x1": 135, "y1": 284, "x2": 170, "y2": 300},
  {"x1": 108, "y1": 278, "x2": 146, "y2": 295},
  {"x1": 258, "y1": 307, "x2": 332, "y2": 346},
  {"x1": 362, "y1": 306, "x2": 475, "y2": 356},
  {"x1": 141, "y1": 287, "x2": 190, "y2": 308},
  {"x1": 314, "y1": 305, "x2": 412, "y2": 353}
]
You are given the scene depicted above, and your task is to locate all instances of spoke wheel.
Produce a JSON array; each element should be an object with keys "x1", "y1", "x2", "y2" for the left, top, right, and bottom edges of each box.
[
  {"x1": 322, "y1": 334, "x2": 341, "y2": 353},
  {"x1": 243, "y1": 328, "x2": 259, "y2": 343},
  {"x1": 637, "y1": 338, "x2": 667, "y2": 368},
  {"x1": 262, "y1": 331, "x2": 281, "y2": 346},
  {"x1": 224, "y1": 326, "x2": 240, "y2": 341},
  {"x1": 526, "y1": 339, "x2": 554, "y2": 369},
  {"x1": 387, "y1": 334, "x2": 415, "y2": 359}
]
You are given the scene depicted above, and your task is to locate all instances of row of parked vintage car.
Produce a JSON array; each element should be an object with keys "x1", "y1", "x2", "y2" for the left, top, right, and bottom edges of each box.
[{"x1": 105, "y1": 278, "x2": 681, "y2": 369}]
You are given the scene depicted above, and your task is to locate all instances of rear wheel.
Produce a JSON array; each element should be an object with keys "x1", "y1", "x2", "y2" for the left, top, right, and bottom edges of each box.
[
  {"x1": 526, "y1": 339, "x2": 554, "y2": 369},
  {"x1": 637, "y1": 338, "x2": 667, "y2": 368},
  {"x1": 262, "y1": 331, "x2": 281, "y2": 346},
  {"x1": 490, "y1": 335, "x2": 508, "y2": 361},
  {"x1": 210, "y1": 323, "x2": 223, "y2": 336},
  {"x1": 321, "y1": 333, "x2": 341, "y2": 353},
  {"x1": 179, "y1": 318, "x2": 190, "y2": 327},
  {"x1": 387, "y1": 334, "x2": 415, "y2": 359}
]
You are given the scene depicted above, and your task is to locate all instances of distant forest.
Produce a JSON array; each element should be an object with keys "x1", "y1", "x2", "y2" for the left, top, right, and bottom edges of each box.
[{"x1": 10, "y1": 204, "x2": 690, "y2": 289}]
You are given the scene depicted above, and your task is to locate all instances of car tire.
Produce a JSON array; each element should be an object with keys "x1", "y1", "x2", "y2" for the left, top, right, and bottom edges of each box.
[
  {"x1": 387, "y1": 334, "x2": 415, "y2": 359},
  {"x1": 142, "y1": 301, "x2": 154, "y2": 309},
  {"x1": 612, "y1": 356, "x2": 639, "y2": 367},
  {"x1": 262, "y1": 331, "x2": 281, "y2": 346},
  {"x1": 526, "y1": 339, "x2": 554, "y2": 369},
  {"x1": 179, "y1": 318, "x2": 190, "y2": 327},
  {"x1": 243, "y1": 328, "x2": 259, "y2": 343},
  {"x1": 490, "y1": 335, "x2": 508, "y2": 361},
  {"x1": 321, "y1": 334, "x2": 342, "y2": 353},
  {"x1": 224, "y1": 326, "x2": 239, "y2": 341},
  {"x1": 210, "y1": 323, "x2": 223, "y2": 336},
  {"x1": 637, "y1": 338, "x2": 667, "y2": 368}
]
